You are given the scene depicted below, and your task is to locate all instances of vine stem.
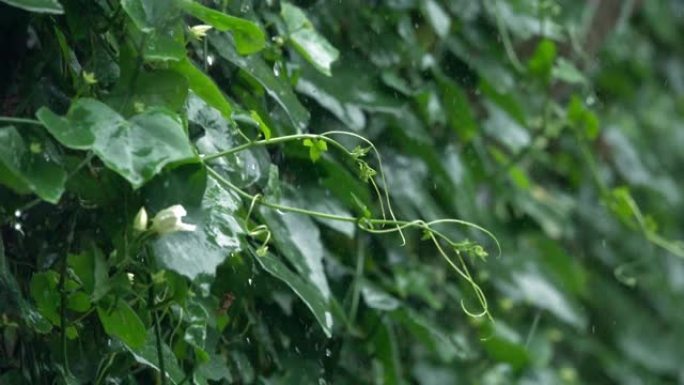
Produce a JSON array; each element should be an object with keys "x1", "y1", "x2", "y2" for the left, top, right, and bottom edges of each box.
[
  {"x1": 483, "y1": 0, "x2": 524, "y2": 72},
  {"x1": 150, "y1": 282, "x2": 167, "y2": 385},
  {"x1": 204, "y1": 130, "x2": 403, "y2": 242},
  {"x1": 207, "y1": 165, "x2": 499, "y2": 318},
  {"x1": 205, "y1": 167, "x2": 501, "y2": 255},
  {"x1": 203, "y1": 131, "x2": 398, "y2": 219},
  {"x1": 144, "y1": 244, "x2": 167, "y2": 385},
  {"x1": 201, "y1": 133, "x2": 351, "y2": 162},
  {"x1": 59, "y1": 212, "x2": 79, "y2": 377},
  {"x1": 204, "y1": 132, "x2": 502, "y2": 320},
  {"x1": 348, "y1": 234, "x2": 366, "y2": 328}
]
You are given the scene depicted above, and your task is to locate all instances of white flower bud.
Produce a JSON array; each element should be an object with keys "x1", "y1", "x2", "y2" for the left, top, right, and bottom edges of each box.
[
  {"x1": 151, "y1": 205, "x2": 197, "y2": 235},
  {"x1": 189, "y1": 24, "x2": 212, "y2": 40},
  {"x1": 133, "y1": 207, "x2": 148, "y2": 231}
]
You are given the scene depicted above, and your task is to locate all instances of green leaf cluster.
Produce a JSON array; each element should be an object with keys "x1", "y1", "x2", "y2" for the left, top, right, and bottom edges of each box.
[{"x1": 1, "y1": 0, "x2": 684, "y2": 385}]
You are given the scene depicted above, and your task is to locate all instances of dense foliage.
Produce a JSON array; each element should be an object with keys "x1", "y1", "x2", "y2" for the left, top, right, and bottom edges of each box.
[{"x1": 1, "y1": 0, "x2": 684, "y2": 384}]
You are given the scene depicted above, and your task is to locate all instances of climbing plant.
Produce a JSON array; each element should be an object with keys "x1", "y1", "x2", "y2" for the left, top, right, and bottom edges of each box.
[{"x1": 2, "y1": 0, "x2": 684, "y2": 385}]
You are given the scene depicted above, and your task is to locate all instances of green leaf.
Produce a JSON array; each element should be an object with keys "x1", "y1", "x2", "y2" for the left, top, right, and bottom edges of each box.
[
  {"x1": 66, "y1": 291, "x2": 91, "y2": 313},
  {"x1": 37, "y1": 99, "x2": 196, "y2": 188},
  {"x1": 421, "y1": 0, "x2": 451, "y2": 38},
  {"x1": 392, "y1": 309, "x2": 461, "y2": 363},
  {"x1": 171, "y1": 58, "x2": 233, "y2": 118},
  {"x1": 437, "y1": 75, "x2": 477, "y2": 142},
  {"x1": 527, "y1": 39, "x2": 557, "y2": 84},
  {"x1": 124, "y1": 21, "x2": 186, "y2": 62},
  {"x1": 293, "y1": 185, "x2": 355, "y2": 237},
  {"x1": 29, "y1": 271, "x2": 60, "y2": 325},
  {"x1": 1, "y1": 235, "x2": 51, "y2": 333},
  {"x1": 197, "y1": 354, "x2": 233, "y2": 382},
  {"x1": 188, "y1": 94, "x2": 268, "y2": 188},
  {"x1": 361, "y1": 282, "x2": 400, "y2": 311},
  {"x1": 120, "y1": 1, "x2": 186, "y2": 63},
  {"x1": 281, "y1": 2, "x2": 339, "y2": 76},
  {"x1": 552, "y1": 58, "x2": 587, "y2": 85},
  {"x1": 128, "y1": 330, "x2": 185, "y2": 384},
  {"x1": 567, "y1": 95, "x2": 600, "y2": 140},
  {"x1": 107, "y1": 70, "x2": 189, "y2": 115},
  {"x1": 295, "y1": 61, "x2": 403, "y2": 131},
  {"x1": 250, "y1": 110, "x2": 271, "y2": 139},
  {"x1": 302, "y1": 138, "x2": 327, "y2": 162},
  {"x1": 68, "y1": 253, "x2": 94, "y2": 293},
  {"x1": 67, "y1": 246, "x2": 109, "y2": 302},
  {"x1": 481, "y1": 322, "x2": 530, "y2": 370},
  {"x1": 0, "y1": 0, "x2": 63, "y2": 14},
  {"x1": 151, "y1": 180, "x2": 244, "y2": 280},
  {"x1": 143, "y1": 24, "x2": 187, "y2": 62},
  {"x1": 370, "y1": 317, "x2": 405, "y2": 385},
  {"x1": 97, "y1": 300, "x2": 146, "y2": 349},
  {"x1": 259, "y1": 191, "x2": 331, "y2": 301},
  {"x1": 253, "y1": 250, "x2": 333, "y2": 337},
  {"x1": 180, "y1": 0, "x2": 265, "y2": 55},
  {"x1": 512, "y1": 271, "x2": 586, "y2": 328},
  {"x1": 143, "y1": 163, "x2": 207, "y2": 211},
  {"x1": 121, "y1": 0, "x2": 181, "y2": 32},
  {"x1": 0, "y1": 126, "x2": 66, "y2": 203},
  {"x1": 210, "y1": 34, "x2": 310, "y2": 132}
]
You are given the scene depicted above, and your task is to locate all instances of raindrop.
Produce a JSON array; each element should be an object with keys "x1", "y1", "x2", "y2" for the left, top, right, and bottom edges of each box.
[
  {"x1": 273, "y1": 62, "x2": 281, "y2": 77},
  {"x1": 325, "y1": 348, "x2": 331, "y2": 357},
  {"x1": 14, "y1": 209, "x2": 21, "y2": 218},
  {"x1": 248, "y1": 278, "x2": 253, "y2": 286},
  {"x1": 206, "y1": 55, "x2": 215, "y2": 66}
]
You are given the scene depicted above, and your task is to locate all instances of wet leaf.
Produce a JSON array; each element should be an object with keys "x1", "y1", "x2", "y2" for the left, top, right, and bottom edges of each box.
[
  {"x1": 181, "y1": 0, "x2": 265, "y2": 55},
  {"x1": 107, "y1": 70, "x2": 189, "y2": 115},
  {"x1": 0, "y1": 126, "x2": 66, "y2": 203},
  {"x1": 281, "y1": 2, "x2": 339, "y2": 76},
  {"x1": 253, "y1": 250, "x2": 334, "y2": 338},
  {"x1": 97, "y1": 300, "x2": 146, "y2": 349},
  {"x1": 128, "y1": 330, "x2": 185, "y2": 384},
  {"x1": 171, "y1": 58, "x2": 233, "y2": 118},
  {"x1": 259, "y1": 193, "x2": 331, "y2": 301},
  {"x1": 151, "y1": 180, "x2": 244, "y2": 280},
  {"x1": 37, "y1": 99, "x2": 196, "y2": 188},
  {"x1": 211, "y1": 34, "x2": 310, "y2": 132},
  {"x1": 121, "y1": 0, "x2": 181, "y2": 32},
  {"x1": 0, "y1": 0, "x2": 62, "y2": 13},
  {"x1": 29, "y1": 271, "x2": 60, "y2": 325}
]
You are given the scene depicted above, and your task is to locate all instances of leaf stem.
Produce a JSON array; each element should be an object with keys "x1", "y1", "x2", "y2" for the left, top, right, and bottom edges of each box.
[{"x1": 0, "y1": 117, "x2": 43, "y2": 126}]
